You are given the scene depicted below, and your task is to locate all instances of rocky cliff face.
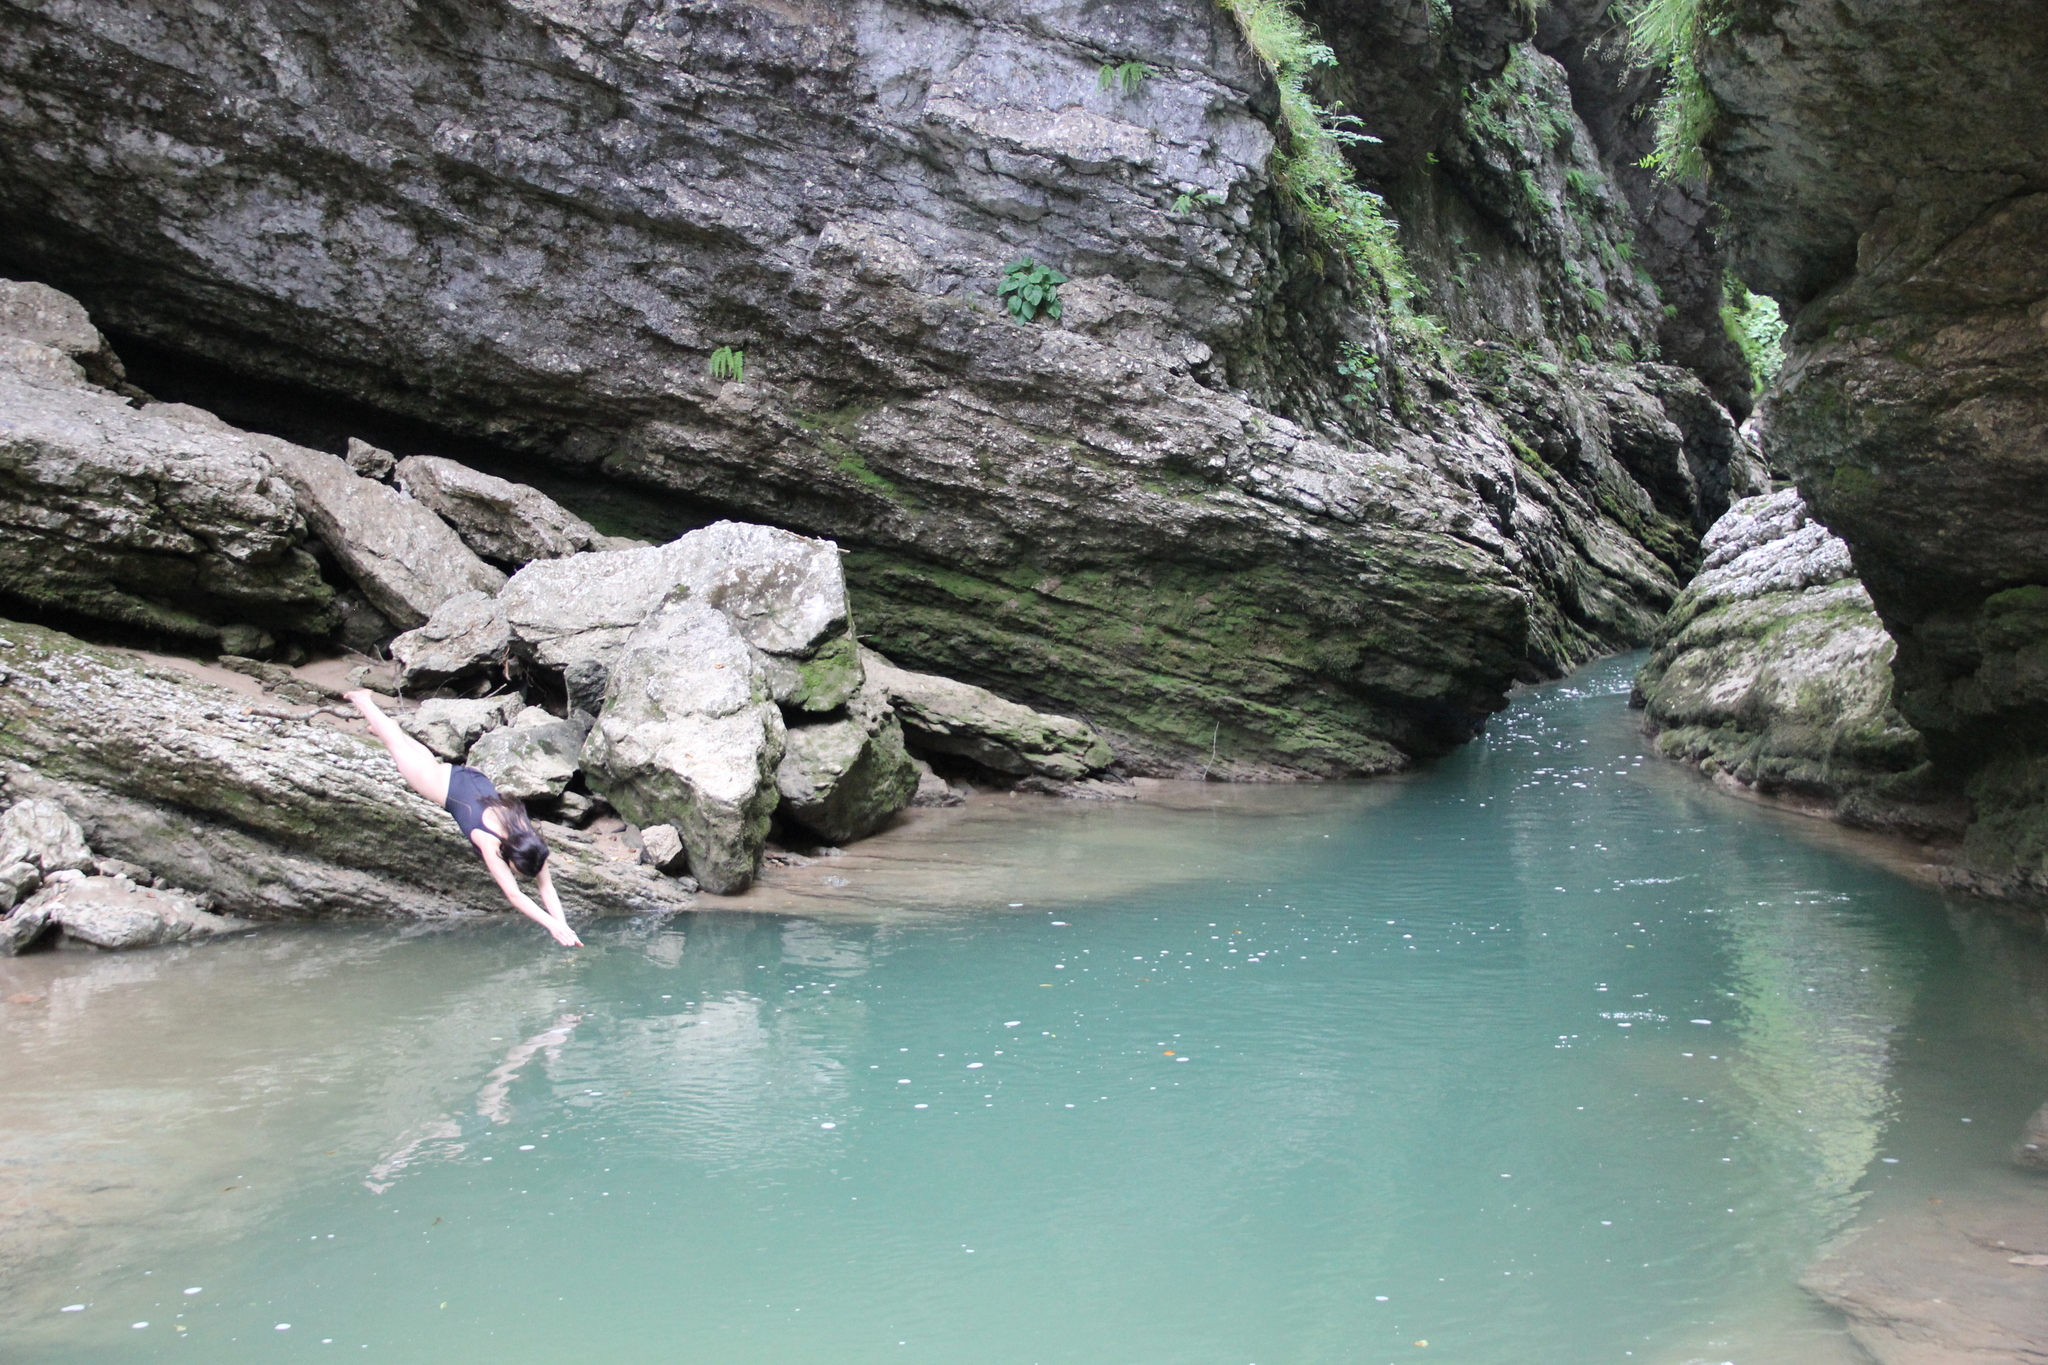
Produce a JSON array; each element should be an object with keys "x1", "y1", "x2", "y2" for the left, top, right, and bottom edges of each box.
[
  {"x1": 1634, "y1": 489, "x2": 1957, "y2": 839},
  {"x1": 1688, "y1": 0, "x2": 2048, "y2": 895},
  {"x1": 0, "y1": 0, "x2": 1758, "y2": 777}
]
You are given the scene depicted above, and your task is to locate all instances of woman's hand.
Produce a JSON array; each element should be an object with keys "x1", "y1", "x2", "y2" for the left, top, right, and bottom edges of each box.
[{"x1": 545, "y1": 918, "x2": 584, "y2": 949}]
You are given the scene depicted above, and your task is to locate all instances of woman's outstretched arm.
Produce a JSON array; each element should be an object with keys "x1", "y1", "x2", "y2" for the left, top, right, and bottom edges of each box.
[
  {"x1": 343, "y1": 690, "x2": 452, "y2": 808},
  {"x1": 476, "y1": 837, "x2": 583, "y2": 948}
]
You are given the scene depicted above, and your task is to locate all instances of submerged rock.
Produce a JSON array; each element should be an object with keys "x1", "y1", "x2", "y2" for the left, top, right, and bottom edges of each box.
[
  {"x1": 395, "y1": 455, "x2": 608, "y2": 567},
  {"x1": 580, "y1": 598, "x2": 785, "y2": 894},
  {"x1": 1634, "y1": 492, "x2": 1953, "y2": 837},
  {"x1": 860, "y1": 648, "x2": 1113, "y2": 782},
  {"x1": 260, "y1": 441, "x2": 504, "y2": 629},
  {"x1": 775, "y1": 681, "x2": 920, "y2": 844}
]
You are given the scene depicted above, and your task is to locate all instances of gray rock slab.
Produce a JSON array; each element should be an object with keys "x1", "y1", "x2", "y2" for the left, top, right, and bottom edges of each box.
[
  {"x1": 389, "y1": 590, "x2": 511, "y2": 691},
  {"x1": 664, "y1": 521, "x2": 859, "y2": 712},
  {"x1": 0, "y1": 618, "x2": 694, "y2": 920},
  {"x1": 0, "y1": 352, "x2": 335, "y2": 642},
  {"x1": 468, "y1": 707, "x2": 585, "y2": 800},
  {"x1": 0, "y1": 900, "x2": 51, "y2": 955},
  {"x1": 0, "y1": 798, "x2": 94, "y2": 874},
  {"x1": 580, "y1": 598, "x2": 785, "y2": 894},
  {"x1": 395, "y1": 455, "x2": 606, "y2": 567},
  {"x1": 34, "y1": 874, "x2": 245, "y2": 949},
  {"x1": 259, "y1": 440, "x2": 504, "y2": 629},
  {"x1": 401, "y1": 695, "x2": 523, "y2": 762},
  {"x1": 860, "y1": 647, "x2": 1113, "y2": 781}
]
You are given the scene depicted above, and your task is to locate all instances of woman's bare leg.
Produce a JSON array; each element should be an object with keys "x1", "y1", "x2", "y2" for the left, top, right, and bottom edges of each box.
[{"x1": 343, "y1": 690, "x2": 452, "y2": 807}]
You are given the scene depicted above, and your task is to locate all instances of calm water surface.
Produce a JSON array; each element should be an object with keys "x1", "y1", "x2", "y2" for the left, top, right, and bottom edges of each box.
[{"x1": 6, "y1": 656, "x2": 2048, "y2": 1365}]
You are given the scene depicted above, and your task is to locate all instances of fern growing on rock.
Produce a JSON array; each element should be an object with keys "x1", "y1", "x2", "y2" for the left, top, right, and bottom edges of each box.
[{"x1": 709, "y1": 345, "x2": 746, "y2": 383}]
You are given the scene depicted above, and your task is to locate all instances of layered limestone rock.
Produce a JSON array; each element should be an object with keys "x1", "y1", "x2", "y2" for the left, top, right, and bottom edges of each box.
[
  {"x1": 1634, "y1": 491, "x2": 1951, "y2": 836},
  {"x1": 0, "y1": 618, "x2": 692, "y2": 921},
  {"x1": 0, "y1": 0, "x2": 1758, "y2": 778},
  {"x1": 862, "y1": 647, "x2": 1113, "y2": 783},
  {"x1": 258, "y1": 441, "x2": 505, "y2": 629},
  {"x1": 394, "y1": 455, "x2": 612, "y2": 568},
  {"x1": 1688, "y1": 0, "x2": 2048, "y2": 896},
  {"x1": 579, "y1": 598, "x2": 787, "y2": 894},
  {"x1": 0, "y1": 316, "x2": 336, "y2": 642}
]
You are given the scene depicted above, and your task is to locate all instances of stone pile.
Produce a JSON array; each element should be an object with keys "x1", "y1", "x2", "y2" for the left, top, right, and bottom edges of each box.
[{"x1": 392, "y1": 520, "x2": 1119, "y2": 892}]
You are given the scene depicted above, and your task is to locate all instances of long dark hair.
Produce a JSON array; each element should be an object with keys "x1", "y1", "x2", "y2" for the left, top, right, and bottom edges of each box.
[{"x1": 483, "y1": 795, "x2": 550, "y2": 877}]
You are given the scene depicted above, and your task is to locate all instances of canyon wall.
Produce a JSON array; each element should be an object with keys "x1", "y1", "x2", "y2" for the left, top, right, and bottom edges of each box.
[
  {"x1": 0, "y1": 0, "x2": 1757, "y2": 777},
  {"x1": 1691, "y1": 0, "x2": 2048, "y2": 893}
]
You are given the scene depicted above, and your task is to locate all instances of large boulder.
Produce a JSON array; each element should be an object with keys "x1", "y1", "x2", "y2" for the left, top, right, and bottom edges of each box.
[
  {"x1": 579, "y1": 597, "x2": 786, "y2": 894},
  {"x1": 394, "y1": 455, "x2": 608, "y2": 567},
  {"x1": 662, "y1": 521, "x2": 860, "y2": 713},
  {"x1": 499, "y1": 522, "x2": 858, "y2": 710},
  {"x1": 0, "y1": 618, "x2": 693, "y2": 920},
  {"x1": 0, "y1": 798, "x2": 95, "y2": 874},
  {"x1": 860, "y1": 647, "x2": 1114, "y2": 782},
  {"x1": 0, "y1": 331, "x2": 335, "y2": 642},
  {"x1": 467, "y1": 706, "x2": 586, "y2": 801},
  {"x1": 258, "y1": 440, "x2": 504, "y2": 629},
  {"x1": 389, "y1": 590, "x2": 512, "y2": 691},
  {"x1": 775, "y1": 680, "x2": 920, "y2": 844},
  {"x1": 0, "y1": 278, "x2": 127, "y2": 388},
  {"x1": 1634, "y1": 491, "x2": 1953, "y2": 836},
  {"x1": 28, "y1": 874, "x2": 245, "y2": 949},
  {"x1": 400, "y1": 694, "x2": 523, "y2": 762}
]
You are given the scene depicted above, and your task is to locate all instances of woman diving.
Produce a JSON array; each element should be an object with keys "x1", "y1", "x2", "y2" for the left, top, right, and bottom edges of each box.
[{"x1": 344, "y1": 690, "x2": 584, "y2": 947}]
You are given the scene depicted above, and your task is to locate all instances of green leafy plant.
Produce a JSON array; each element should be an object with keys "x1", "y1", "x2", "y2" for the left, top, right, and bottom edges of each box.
[
  {"x1": 998, "y1": 258, "x2": 1067, "y2": 324},
  {"x1": 1099, "y1": 61, "x2": 1152, "y2": 96},
  {"x1": 1171, "y1": 190, "x2": 1227, "y2": 213},
  {"x1": 1721, "y1": 276, "x2": 1786, "y2": 390},
  {"x1": 708, "y1": 345, "x2": 746, "y2": 383},
  {"x1": 1217, "y1": 0, "x2": 1430, "y2": 343},
  {"x1": 1335, "y1": 341, "x2": 1381, "y2": 405},
  {"x1": 1623, "y1": 0, "x2": 1721, "y2": 182}
]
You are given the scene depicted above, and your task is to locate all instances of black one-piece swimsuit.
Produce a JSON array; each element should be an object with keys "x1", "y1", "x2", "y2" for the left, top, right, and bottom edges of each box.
[{"x1": 443, "y1": 765, "x2": 501, "y2": 855}]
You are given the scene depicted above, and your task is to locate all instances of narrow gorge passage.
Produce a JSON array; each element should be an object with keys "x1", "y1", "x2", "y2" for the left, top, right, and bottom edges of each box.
[{"x1": 5, "y1": 659, "x2": 2041, "y2": 1365}]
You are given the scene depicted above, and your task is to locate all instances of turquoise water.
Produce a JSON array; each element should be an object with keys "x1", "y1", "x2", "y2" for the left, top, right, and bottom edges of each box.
[{"x1": 7, "y1": 657, "x2": 2048, "y2": 1364}]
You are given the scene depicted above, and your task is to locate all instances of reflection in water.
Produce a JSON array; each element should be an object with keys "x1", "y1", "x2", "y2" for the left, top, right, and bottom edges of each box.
[{"x1": 3, "y1": 656, "x2": 2046, "y2": 1365}]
